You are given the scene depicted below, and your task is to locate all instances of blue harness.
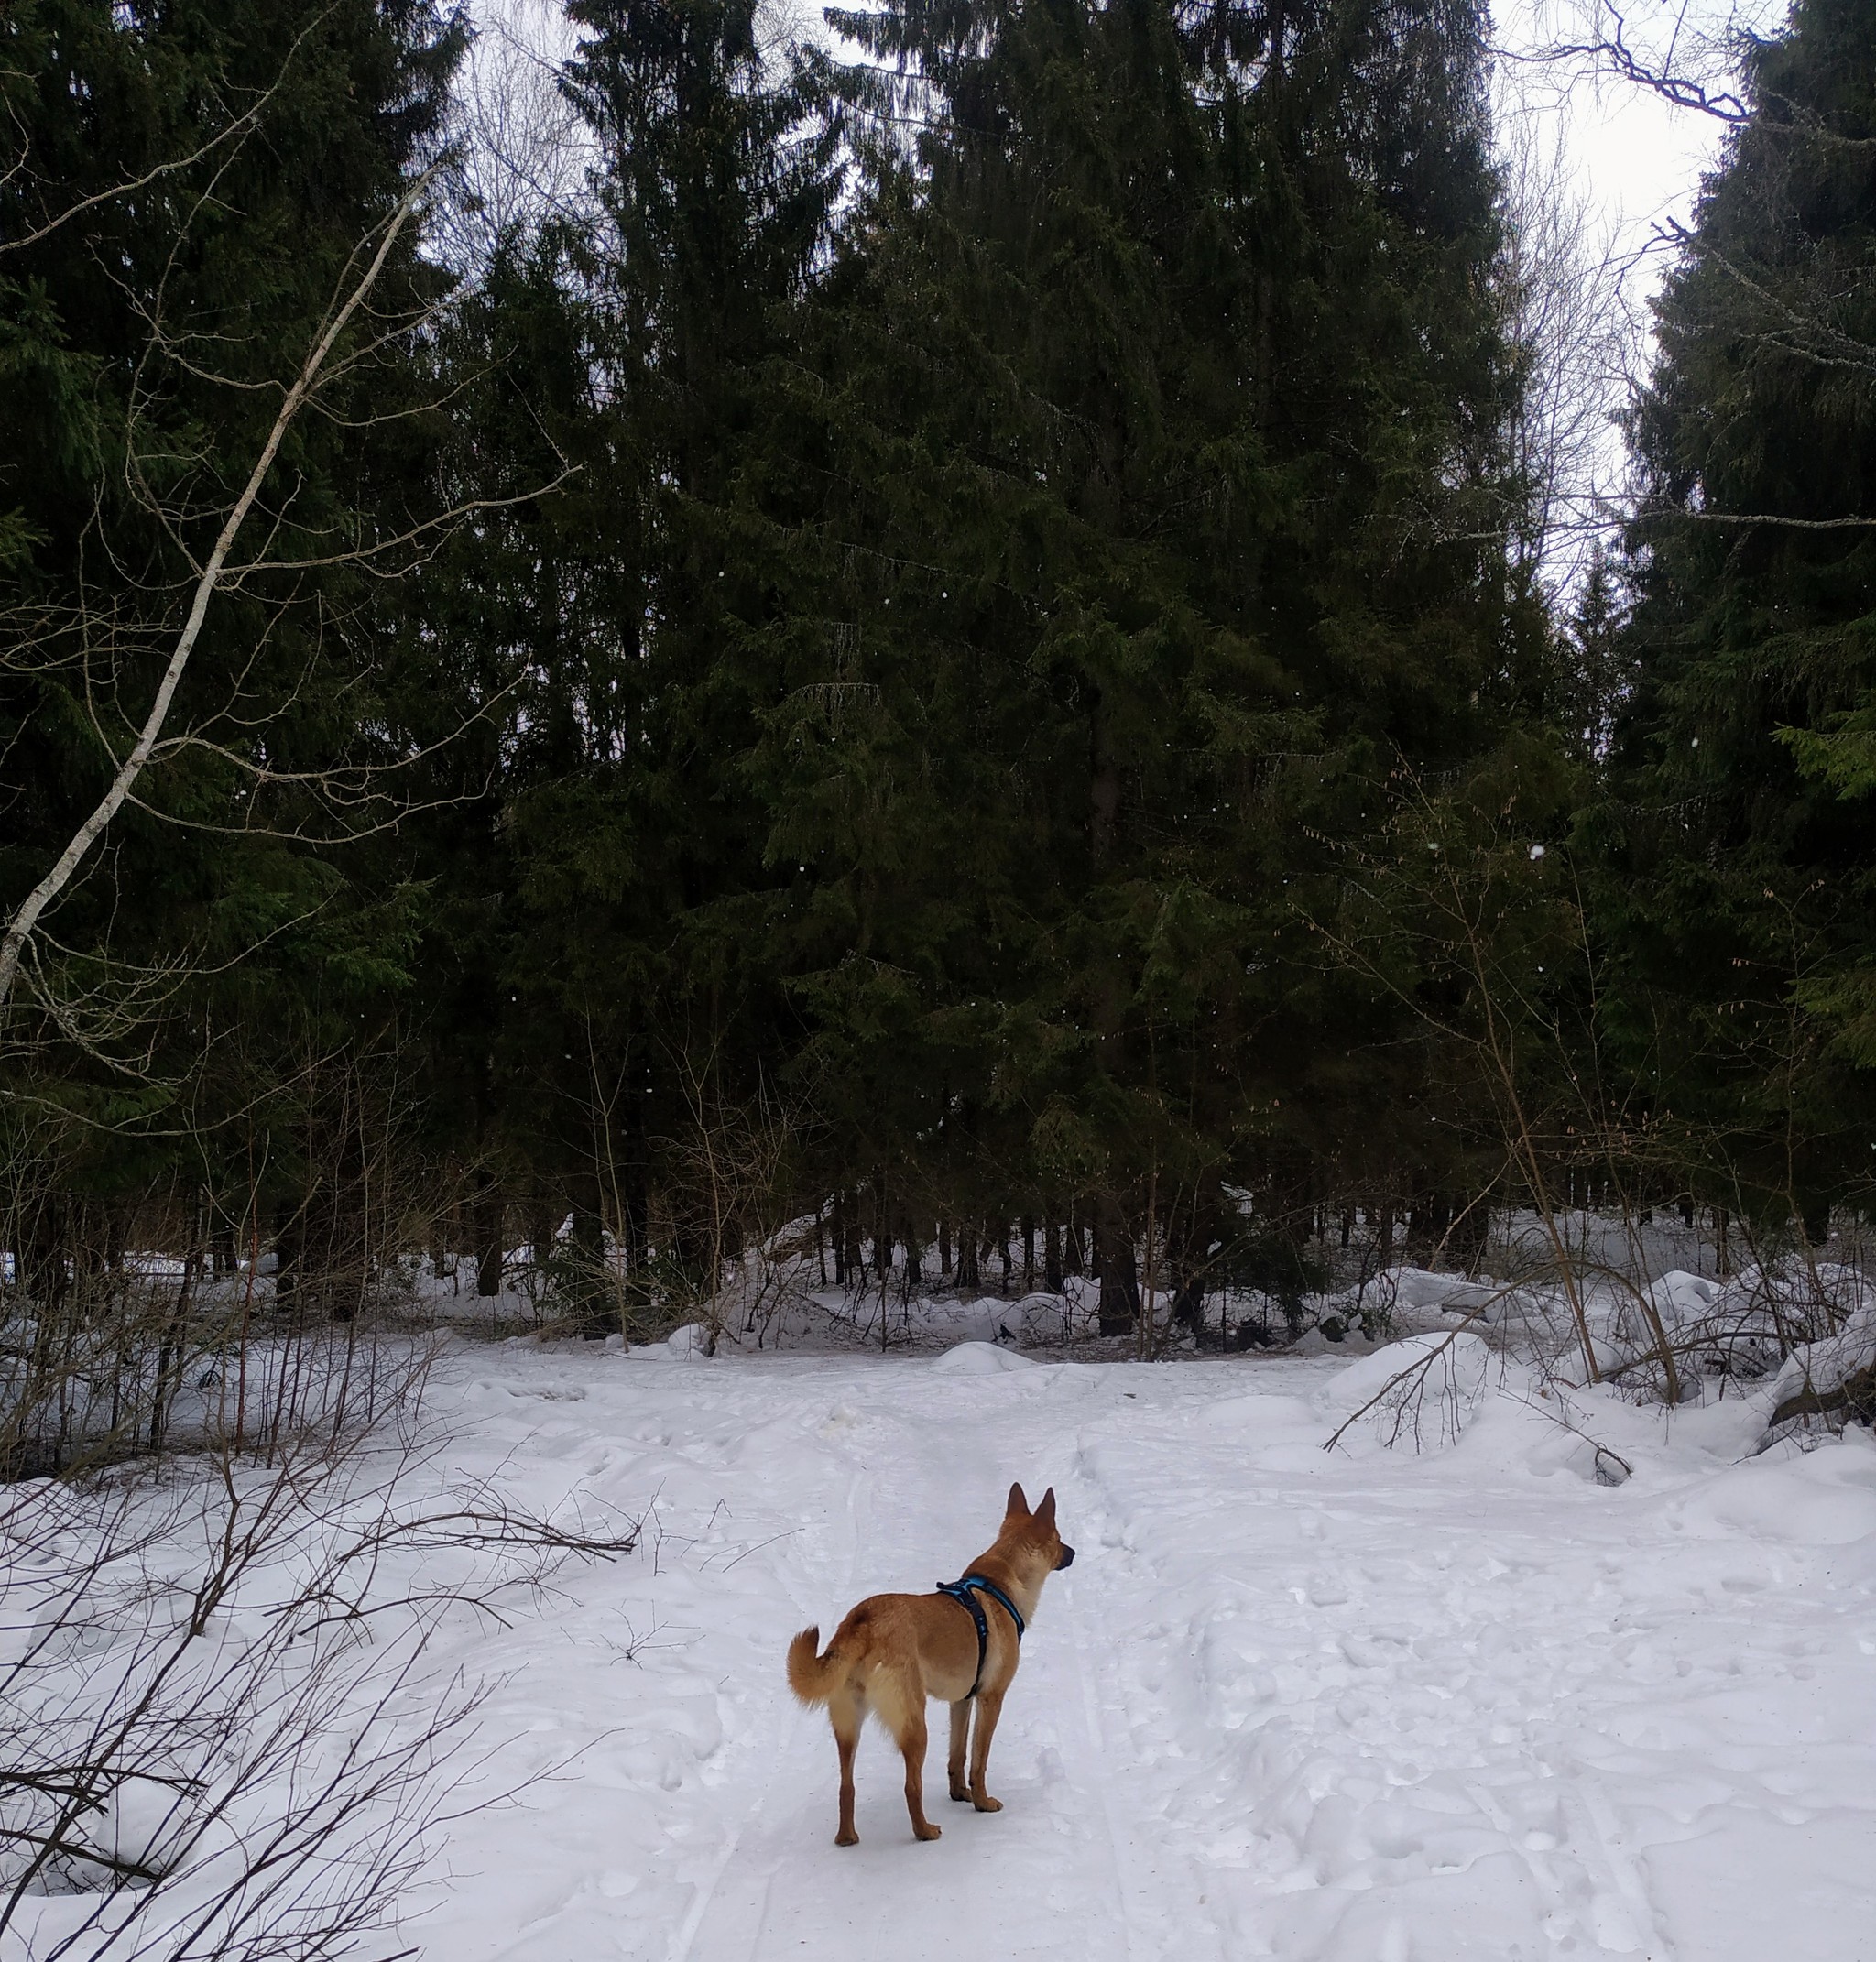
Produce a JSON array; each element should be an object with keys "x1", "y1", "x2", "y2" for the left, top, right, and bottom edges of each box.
[{"x1": 935, "y1": 1575, "x2": 1026, "y2": 1698}]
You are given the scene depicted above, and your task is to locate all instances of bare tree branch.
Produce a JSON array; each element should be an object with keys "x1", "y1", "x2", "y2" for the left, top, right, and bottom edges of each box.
[
  {"x1": 0, "y1": 9, "x2": 336, "y2": 259},
  {"x1": 0, "y1": 175, "x2": 433, "y2": 1009}
]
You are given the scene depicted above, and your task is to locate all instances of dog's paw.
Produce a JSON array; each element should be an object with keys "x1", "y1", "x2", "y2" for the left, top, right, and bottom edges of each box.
[
  {"x1": 835, "y1": 1829, "x2": 858, "y2": 1848},
  {"x1": 913, "y1": 1822, "x2": 943, "y2": 1841},
  {"x1": 949, "y1": 1786, "x2": 971, "y2": 1803},
  {"x1": 972, "y1": 1795, "x2": 1003, "y2": 1814}
]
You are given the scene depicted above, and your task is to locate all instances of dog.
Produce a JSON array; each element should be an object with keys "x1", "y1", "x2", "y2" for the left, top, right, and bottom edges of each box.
[{"x1": 786, "y1": 1482, "x2": 1075, "y2": 1846}]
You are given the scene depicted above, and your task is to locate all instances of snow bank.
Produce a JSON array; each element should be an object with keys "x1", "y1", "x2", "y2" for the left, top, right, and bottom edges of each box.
[
  {"x1": 1016, "y1": 1290, "x2": 1080, "y2": 1345},
  {"x1": 1673, "y1": 1430, "x2": 1876, "y2": 1547},
  {"x1": 1766, "y1": 1298, "x2": 1876, "y2": 1416},
  {"x1": 931, "y1": 1339, "x2": 1039, "y2": 1375},
  {"x1": 631, "y1": 1321, "x2": 713, "y2": 1359},
  {"x1": 1386, "y1": 1266, "x2": 1498, "y2": 1319},
  {"x1": 1305, "y1": 1266, "x2": 1504, "y2": 1344},
  {"x1": 21, "y1": 1335, "x2": 1854, "y2": 1962},
  {"x1": 1316, "y1": 1331, "x2": 1492, "y2": 1451},
  {"x1": 341, "y1": 1340, "x2": 1876, "y2": 1962}
]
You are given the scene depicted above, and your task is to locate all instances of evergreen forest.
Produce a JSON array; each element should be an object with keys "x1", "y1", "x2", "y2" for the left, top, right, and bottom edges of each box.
[{"x1": 5, "y1": 0, "x2": 1876, "y2": 1368}]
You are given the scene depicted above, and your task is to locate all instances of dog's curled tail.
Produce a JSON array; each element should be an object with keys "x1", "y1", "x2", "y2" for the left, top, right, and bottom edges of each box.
[{"x1": 787, "y1": 1626, "x2": 840, "y2": 1705}]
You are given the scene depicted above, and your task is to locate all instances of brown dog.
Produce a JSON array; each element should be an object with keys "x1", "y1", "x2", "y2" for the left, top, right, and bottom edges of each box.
[{"x1": 786, "y1": 1482, "x2": 1075, "y2": 1845}]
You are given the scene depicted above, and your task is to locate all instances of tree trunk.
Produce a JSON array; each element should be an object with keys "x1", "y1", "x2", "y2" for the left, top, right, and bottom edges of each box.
[
  {"x1": 274, "y1": 1194, "x2": 303, "y2": 1316},
  {"x1": 620, "y1": 1128, "x2": 649, "y2": 1283},
  {"x1": 149, "y1": 1235, "x2": 201, "y2": 1456},
  {"x1": 21, "y1": 1193, "x2": 67, "y2": 1313},
  {"x1": 1405, "y1": 1184, "x2": 1451, "y2": 1262},
  {"x1": 1171, "y1": 1276, "x2": 1205, "y2": 1341},
  {"x1": 529, "y1": 1194, "x2": 557, "y2": 1280},
  {"x1": 844, "y1": 1195, "x2": 865, "y2": 1286},
  {"x1": 474, "y1": 1174, "x2": 504, "y2": 1299},
  {"x1": 1044, "y1": 1219, "x2": 1063, "y2": 1293},
  {"x1": 570, "y1": 1172, "x2": 611, "y2": 1338},
  {"x1": 1096, "y1": 1195, "x2": 1138, "y2": 1336}
]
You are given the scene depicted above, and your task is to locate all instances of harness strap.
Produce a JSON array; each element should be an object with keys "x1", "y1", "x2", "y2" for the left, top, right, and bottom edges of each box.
[{"x1": 934, "y1": 1574, "x2": 1026, "y2": 1699}]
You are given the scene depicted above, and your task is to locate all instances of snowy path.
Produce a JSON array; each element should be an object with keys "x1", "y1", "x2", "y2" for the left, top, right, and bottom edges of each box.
[{"x1": 401, "y1": 1343, "x2": 1876, "y2": 1962}]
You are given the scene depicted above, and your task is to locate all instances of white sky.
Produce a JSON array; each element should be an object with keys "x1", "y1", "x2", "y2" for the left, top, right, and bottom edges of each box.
[
  {"x1": 471, "y1": 0, "x2": 1769, "y2": 267},
  {"x1": 1493, "y1": 0, "x2": 1783, "y2": 288}
]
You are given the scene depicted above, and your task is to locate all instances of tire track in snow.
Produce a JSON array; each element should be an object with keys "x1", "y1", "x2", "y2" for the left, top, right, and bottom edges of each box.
[
  {"x1": 1566, "y1": 1776, "x2": 1677, "y2": 1962},
  {"x1": 666, "y1": 1412, "x2": 880, "y2": 1962},
  {"x1": 1061, "y1": 1425, "x2": 1227, "y2": 1962},
  {"x1": 671, "y1": 1378, "x2": 1164, "y2": 1962},
  {"x1": 1061, "y1": 1568, "x2": 1222, "y2": 1962},
  {"x1": 410, "y1": 1346, "x2": 1876, "y2": 1962}
]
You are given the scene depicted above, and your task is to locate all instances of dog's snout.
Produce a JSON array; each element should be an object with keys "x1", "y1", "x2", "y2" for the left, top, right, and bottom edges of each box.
[{"x1": 1058, "y1": 1543, "x2": 1075, "y2": 1569}]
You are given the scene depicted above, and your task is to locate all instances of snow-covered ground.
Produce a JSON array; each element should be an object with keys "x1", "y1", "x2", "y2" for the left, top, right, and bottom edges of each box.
[{"x1": 353, "y1": 1332, "x2": 1876, "y2": 1962}]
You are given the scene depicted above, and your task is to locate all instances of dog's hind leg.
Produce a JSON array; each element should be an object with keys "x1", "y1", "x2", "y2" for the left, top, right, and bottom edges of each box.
[
  {"x1": 947, "y1": 1699, "x2": 972, "y2": 1802},
  {"x1": 830, "y1": 1691, "x2": 862, "y2": 1847},
  {"x1": 891, "y1": 1692, "x2": 942, "y2": 1842},
  {"x1": 966, "y1": 1685, "x2": 1006, "y2": 1813}
]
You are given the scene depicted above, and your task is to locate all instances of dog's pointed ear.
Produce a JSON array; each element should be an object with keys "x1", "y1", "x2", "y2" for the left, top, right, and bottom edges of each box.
[
  {"x1": 1007, "y1": 1481, "x2": 1030, "y2": 1518},
  {"x1": 1036, "y1": 1487, "x2": 1057, "y2": 1524}
]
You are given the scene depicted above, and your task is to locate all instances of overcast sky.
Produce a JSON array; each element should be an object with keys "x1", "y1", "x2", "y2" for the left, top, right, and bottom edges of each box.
[
  {"x1": 1495, "y1": 0, "x2": 1782, "y2": 288},
  {"x1": 472, "y1": 0, "x2": 1780, "y2": 287}
]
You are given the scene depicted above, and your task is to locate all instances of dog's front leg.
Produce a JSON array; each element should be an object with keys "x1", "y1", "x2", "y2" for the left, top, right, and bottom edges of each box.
[
  {"x1": 967, "y1": 1686, "x2": 1006, "y2": 1813},
  {"x1": 947, "y1": 1699, "x2": 972, "y2": 1801}
]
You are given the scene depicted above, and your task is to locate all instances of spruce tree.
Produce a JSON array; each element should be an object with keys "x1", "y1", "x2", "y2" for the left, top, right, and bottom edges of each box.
[
  {"x1": 1607, "y1": 0, "x2": 1876, "y2": 1232},
  {"x1": 1, "y1": 0, "x2": 466, "y2": 1279},
  {"x1": 747, "y1": 0, "x2": 1533, "y2": 1325},
  {"x1": 413, "y1": 0, "x2": 837, "y2": 1324}
]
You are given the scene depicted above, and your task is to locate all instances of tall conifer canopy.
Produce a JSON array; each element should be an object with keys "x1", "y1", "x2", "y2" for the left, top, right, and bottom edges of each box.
[{"x1": 1609, "y1": 0, "x2": 1876, "y2": 1223}]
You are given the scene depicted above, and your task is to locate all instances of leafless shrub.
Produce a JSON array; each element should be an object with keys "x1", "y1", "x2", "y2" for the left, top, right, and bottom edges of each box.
[
  {"x1": 642, "y1": 1051, "x2": 811, "y2": 1351},
  {"x1": 1515, "y1": 1379, "x2": 1635, "y2": 1484},
  {"x1": 1, "y1": 1409, "x2": 638, "y2": 1961},
  {"x1": 1321, "y1": 1318, "x2": 1496, "y2": 1455},
  {"x1": 0, "y1": 1019, "x2": 472, "y2": 1483}
]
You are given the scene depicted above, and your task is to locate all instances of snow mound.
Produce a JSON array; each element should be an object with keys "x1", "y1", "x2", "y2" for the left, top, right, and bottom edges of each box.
[
  {"x1": 893, "y1": 1295, "x2": 1012, "y2": 1345},
  {"x1": 1767, "y1": 1301, "x2": 1876, "y2": 1420},
  {"x1": 1647, "y1": 1269, "x2": 1720, "y2": 1325},
  {"x1": 1674, "y1": 1435, "x2": 1876, "y2": 1546},
  {"x1": 632, "y1": 1322, "x2": 713, "y2": 1360},
  {"x1": 1317, "y1": 1332, "x2": 1491, "y2": 1452},
  {"x1": 1390, "y1": 1267, "x2": 1494, "y2": 1314},
  {"x1": 1326, "y1": 1265, "x2": 1502, "y2": 1336},
  {"x1": 932, "y1": 1340, "x2": 1039, "y2": 1375},
  {"x1": 1290, "y1": 1325, "x2": 1374, "y2": 1357},
  {"x1": 1016, "y1": 1291, "x2": 1078, "y2": 1345}
]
